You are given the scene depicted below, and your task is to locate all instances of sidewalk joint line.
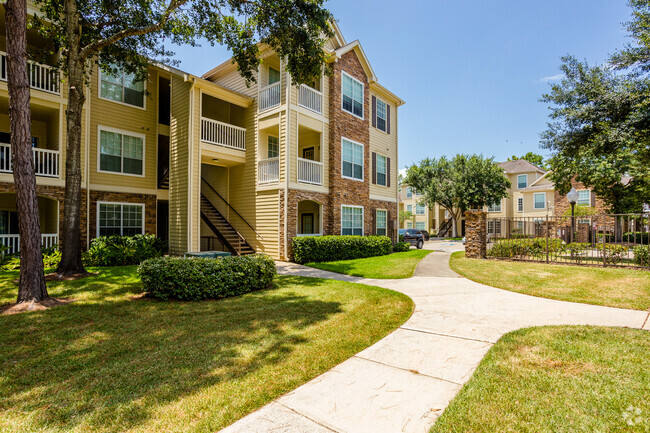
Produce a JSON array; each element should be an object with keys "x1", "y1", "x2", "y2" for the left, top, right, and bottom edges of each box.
[
  {"x1": 642, "y1": 312, "x2": 650, "y2": 330},
  {"x1": 399, "y1": 326, "x2": 496, "y2": 344},
  {"x1": 352, "y1": 355, "x2": 463, "y2": 386},
  {"x1": 276, "y1": 402, "x2": 342, "y2": 433}
]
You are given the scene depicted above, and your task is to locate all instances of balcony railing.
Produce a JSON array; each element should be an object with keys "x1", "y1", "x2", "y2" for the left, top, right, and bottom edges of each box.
[
  {"x1": 0, "y1": 51, "x2": 60, "y2": 95},
  {"x1": 0, "y1": 234, "x2": 58, "y2": 255},
  {"x1": 200, "y1": 117, "x2": 246, "y2": 151},
  {"x1": 258, "y1": 157, "x2": 279, "y2": 183},
  {"x1": 0, "y1": 144, "x2": 60, "y2": 177},
  {"x1": 298, "y1": 84, "x2": 323, "y2": 114},
  {"x1": 259, "y1": 82, "x2": 281, "y2": 111},
  {"x1": 297, "y1": 158, "x2": 323, "y2": 185}
]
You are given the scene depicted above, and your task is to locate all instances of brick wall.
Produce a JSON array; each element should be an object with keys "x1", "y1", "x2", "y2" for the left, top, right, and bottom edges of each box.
[
  {"x1": 88, "y1": 190, "x2": 157, "y2": 241},
  {"x1": 554, "y1": 178, "x2": 609, "y2": 217},
  {"x1": 464, "y1": 211, "x2": 487, "y2": 259}
]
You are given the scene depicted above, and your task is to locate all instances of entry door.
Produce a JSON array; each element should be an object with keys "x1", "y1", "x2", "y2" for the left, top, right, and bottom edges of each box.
[
  {"x1": 157, "y1": 200, "x2": 169, "y2": 251},
  {"x1": 301, "y1": 213, "x2": 314, "y2": 235},
  {"x1": 302, "y1": 147, "x2": 315, "y2": 161}
]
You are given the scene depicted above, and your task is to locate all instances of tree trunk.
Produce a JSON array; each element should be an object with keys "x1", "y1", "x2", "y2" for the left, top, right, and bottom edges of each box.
[
  {"x1": 451, "y1": 213, "x2": 458, "y2": 238},
  {"x1": 6, "y1": 0, "x2": 48, "y2": 302},
  {"x1": 56, "y1": 0, "x2": 87, "y2": 275}
]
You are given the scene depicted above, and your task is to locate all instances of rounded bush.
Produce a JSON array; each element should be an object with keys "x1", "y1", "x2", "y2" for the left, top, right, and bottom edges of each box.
[
  {"x1": 138, "y1": 253, "x2": 276, "y2": 301},
  {"x1": 393, "y1": 242, "x2": 410, "y2": 252},
  {"x1": 84, "y1": 234, "x2": 166, "y2": 266},
  {"x1": 291, "y1": 235, "x2": 392, "y2": 264},
  {"x1": 633, "y1": 245, "x2": 650, "y2": 267}
]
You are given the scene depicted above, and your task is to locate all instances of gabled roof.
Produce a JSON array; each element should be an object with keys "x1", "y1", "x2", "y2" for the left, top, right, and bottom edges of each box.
[
  {"x1": 498, "y1": 159, "x2": 546, "y2": 174},
  {"x1": 330, "y1": 40, "x2": 377, "y2": 83}
]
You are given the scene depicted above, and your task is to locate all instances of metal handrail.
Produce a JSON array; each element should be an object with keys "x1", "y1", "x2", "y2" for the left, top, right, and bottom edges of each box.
[{"x1": 201, "y1": 177, "x2": 264, "y2": 240}]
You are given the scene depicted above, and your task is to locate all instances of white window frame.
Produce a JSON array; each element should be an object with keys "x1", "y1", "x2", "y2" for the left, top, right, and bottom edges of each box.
[
  {"x1": 406, "y1": 221, "x2": 413, "y2": 229},
  {"x1": 517, "y1": 174, "x2": 528, "y2": 189},
  {"x1": 488, "y1": 200, "x2": 502, "y2": 212},
  {"x1": 96, "y1": 201, "x2": 145, "y2": 237},
  {"x1": 577, "y1": 190, "x2": 591, "y2": 206},
  {"x1": 98, "y1": 66, "x2": 147, "y2": 110},
  {"x1": 376, "y1": 97, "x2": 387, "y2": 132},
  {"x1": 341, "y1": 71, "x2": 364, "y2": 119},
  {"x1": 534, "y1": 192, "x2": 546, "y2": 209},
  {"x1": 97, "y1": 125, "x2": 146, "y2": 178},
  {"x1": 376, "y1": 153, "x2": 387, "y2": 186},
  {"x1": 406, "y1": 204, "x2": 413, "y2": 213},
  {"x1": 517, "y1": 197, "x2": 524, "y2": 212},
  {"x1": 341, "y1": 137, "x2": 364, "y2": 182},
  {"x1": 406, "y1": 187, "x2": 413, "y2": 198},
  {"x1": 267, "y1": 134, "x2": 279, "y2": 159},
  {"x1": 341, "y1": 205, "x2": 364, "y2": 236},
  {"x1": 415, "y1": 221, "x2": 426, "y2": 230},
  {"x1": 376, "y1": 209, "x2": 387, "y2": 236},
  {"x1": 415, "y1": 203, "x2": 425, "y2": 215}
]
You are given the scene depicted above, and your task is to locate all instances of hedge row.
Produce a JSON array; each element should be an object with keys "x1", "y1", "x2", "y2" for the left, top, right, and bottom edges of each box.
[
  {"x1": 138, "y1": 254, "x2": 276, "y2": 301},
  {"x1": 291, "y1": 235, "x2": 392, "y2": 264},
  {"x1": 623, "y1": 232, "x2": 650, "y2": 244},
  {"x1": 488, "y1": 238, "x2": 565, "y2": 259},
  {"x1": 634, "y1": 245, "x2": 650, "y2": 267},
  {"x1": 84, "y1": 234, "x2": 166, "y2": 266}
]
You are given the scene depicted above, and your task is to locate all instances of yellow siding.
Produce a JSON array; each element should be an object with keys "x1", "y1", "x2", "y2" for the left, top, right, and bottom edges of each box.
[{"x1": 369, "y1": 91, "x2": 398, "y2": 201}]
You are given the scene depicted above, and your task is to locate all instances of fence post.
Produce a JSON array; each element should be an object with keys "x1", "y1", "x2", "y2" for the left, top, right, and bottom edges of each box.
[
  {"x1": 464, "y1": 210, "x2": 487, "y2": 259},
  {"x1": 602, "y1": 214, "x2": 607, "y2": 268},
  {"x1": 545, "y1": 215, "x2": 549, "y2": 264}
]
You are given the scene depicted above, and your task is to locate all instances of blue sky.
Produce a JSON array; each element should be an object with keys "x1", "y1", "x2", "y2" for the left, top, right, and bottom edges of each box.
[{"x1": 171, "y1": 0, "x2": 632, "y2": 169}]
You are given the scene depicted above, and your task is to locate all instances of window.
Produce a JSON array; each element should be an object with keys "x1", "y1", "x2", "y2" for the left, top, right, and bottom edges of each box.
[
  {"x1": 488, "y1": 220, "x2": 502, "y2": 234},
  {"x1": 517, "y1": 174, "x2": 528, "y2": 189},
  {"x1": 100, "y1": 65, "x2": 145, "y2": 108},
  {"x1": 99, "y1": 128, "x2": 145, "y2": 176},
  {"x1": 341, "y1": 206, "x2": 363, "y2": 236},
  {"x1": 342, "y1": 138, "x2": 363, "y2": 180},
  {"x1": 406, "y1": 187, "x2": 413, "y2": 198},
  {"x1": 415, "y1": 204, "x2": 425, "y2": 215},
  {"x1": 376, "y1": 98, "x2": 387, "y2": 132},
  {"x1": 376, "y1": 154, "x2": 387, "y2": 186},
  {"x1": 534, "y1": 192, "x2": 546, "y2": 209},
  {"x1": 268, "y1": 67, "x2": 280, "y2": 85},
  {"x1": 416, "y1": 222, "x2": 425, "y2": 230},
  {"x1": 98, "y1": 202, "x2": 144, "y2": 236},
  {"x1": 342, "y1": 72, "x2": 363, "y2": 118},
  {"x1": 488, "y1": 200, "x2": 502, "y2": 212},
  {"x1": 0, "y1": 210, "x2": 18, "y2": 234},
  {"x1": 406, "y1": 204, "x2": 413, "y2": 213},
  {"x1": 517, "y1": 197, "x2": 524, "y2": 212},
  {"x1": 376, "y1": 209, "x2": 387, "y2": 236},
  {"x1": 577, "y1": 190, "x2": 591, "y2": 206},
  {"x1": 517, "y1": 221, "x2": 525, "y2": 231},
  {"x1": 406, "y1": 221, "x2": 413, "y2": 229},
  {"x1": 267, "y1": 135, "x2": 279, "y2": 158}
]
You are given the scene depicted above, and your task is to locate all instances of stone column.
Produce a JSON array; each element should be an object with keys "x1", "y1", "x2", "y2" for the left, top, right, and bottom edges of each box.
[{"x1": 464, "y1": 211, "x2": 487, "y2": 259}]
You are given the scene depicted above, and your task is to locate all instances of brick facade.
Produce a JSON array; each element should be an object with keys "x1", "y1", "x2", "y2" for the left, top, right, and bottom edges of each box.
[
  {"x1": 554, "y1": 178, "x2": 609, "y2": 217},
  {"x1": 464, "y1": 211, "x2": 487, "y2": 259}
]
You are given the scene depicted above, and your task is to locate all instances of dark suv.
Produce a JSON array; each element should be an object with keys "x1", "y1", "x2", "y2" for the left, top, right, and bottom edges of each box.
[{"x1": 401, "y1": 229, "x2": 425, "y2": 249}]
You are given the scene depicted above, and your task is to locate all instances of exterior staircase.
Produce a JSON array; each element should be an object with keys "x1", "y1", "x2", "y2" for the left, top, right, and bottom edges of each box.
[
  {"x1": 200, "y1": 194, "x2": 255, "y2": 256},
  {"x1": 437, "y1": 218, "x2": 453, "y2": 237}
]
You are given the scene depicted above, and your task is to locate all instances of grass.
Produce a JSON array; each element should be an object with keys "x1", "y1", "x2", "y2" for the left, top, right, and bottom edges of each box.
[
  {"x1": 450, "y1": 252, "x2": 650, "y2": 311},
  {"x1": 0, "y1": 266, "x2": 412, "y2": 432},
  {"x1": 432, "y1": 326, "x2": 650, "y2": 433},
  {"x1": 305, "y1": 249, "x2": 432, "y2": 279}
]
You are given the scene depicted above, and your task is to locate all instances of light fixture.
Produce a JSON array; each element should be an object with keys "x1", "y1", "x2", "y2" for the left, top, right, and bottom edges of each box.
[{"x1": 566, "y1": 187, "x2": 579, "y2": 205}]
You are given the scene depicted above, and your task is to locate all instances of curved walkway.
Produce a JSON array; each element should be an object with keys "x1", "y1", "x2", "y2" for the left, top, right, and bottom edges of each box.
[{"x1": 221, "y1": 251, "x2": 650, "y2": 433}]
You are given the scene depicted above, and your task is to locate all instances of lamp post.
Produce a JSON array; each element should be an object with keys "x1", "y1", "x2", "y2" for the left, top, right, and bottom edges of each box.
[{"x1": 567, "y1": 187, "x2": 579, "y2": 244}]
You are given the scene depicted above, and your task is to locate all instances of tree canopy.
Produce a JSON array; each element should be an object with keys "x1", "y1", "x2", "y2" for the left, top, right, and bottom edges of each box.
[{"x1": 508, "y1": 152, "x2": 547, "y2": 170}]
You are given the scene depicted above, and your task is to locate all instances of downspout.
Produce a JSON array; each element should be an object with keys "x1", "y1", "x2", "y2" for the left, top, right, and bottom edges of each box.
[
  {"x1": 284, "y1": 59, "x2": 290, "y2": 259},
  {"x1": 85, "y1": 64, "x2": 91, "y2": 247},
  {"x1": 185, "y1": 74, "x2": 196, "y2": 252}
]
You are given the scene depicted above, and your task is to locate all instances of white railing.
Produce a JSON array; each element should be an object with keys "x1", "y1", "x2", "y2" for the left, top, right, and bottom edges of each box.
[
  {"x1": 0, "y1": 51, "x2": 60, "y2": 95},
  {"x1": 0, "y1": 234, "x2": 58, "y2": 255},
  {"x1": 200, "y1": 118, "x2": 246, "y2": 151},
  {"x1": 259, "y1": 82, "x2": 281, "y2": 111},
  {"x1": 298, "y1": 84, "x2": 323, "y2": 114},
  {"x1": 298, "y1": 158, "x2": 323, "y2": 185},
  {"x1": 258, "y1": 157, "x2": 279, "y2": 183},
  {"x1": 0, "y1": 144, "x2": 60, "y2": 177}
]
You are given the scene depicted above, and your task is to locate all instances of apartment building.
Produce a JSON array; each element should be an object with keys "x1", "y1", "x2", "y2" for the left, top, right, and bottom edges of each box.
[
  {"x1": 0, "y1": 10, "x2": 403, "y2": 260},
  {"x1": 398, "y1": 185, "x2": 465, "y2": 237}
]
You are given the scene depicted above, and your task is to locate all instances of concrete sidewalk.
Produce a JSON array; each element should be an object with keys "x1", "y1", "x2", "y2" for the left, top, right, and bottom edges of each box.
[{"x1": 222, "y1": 255, "x2": 650, "y2": 433}]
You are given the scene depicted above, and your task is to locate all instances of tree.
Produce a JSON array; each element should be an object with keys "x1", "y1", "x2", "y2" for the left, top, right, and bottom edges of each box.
[
  {"x1": 398, "y1": 210, "x2": 413, "y2": 227},
  {"x1": 508, "y1": 152, "x2": 547, "y2": 170},
  {"x1": 6, "y1": 0, "x2": 48, "y2": 302},
  {"x1": 405, "y1": 154, "x2": 511, "y2": 237},
  {"x1": 29, "y1": 0, "x2": 333, "y2": 275}
]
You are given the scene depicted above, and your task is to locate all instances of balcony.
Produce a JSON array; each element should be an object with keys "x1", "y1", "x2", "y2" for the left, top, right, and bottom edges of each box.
[
  {"x1": 258, "y1": 157, "x2": 279, "y2": 183},
  {"x1": 259, "y1": 82, "x2": 281, "y2": 112},
  {"x1": 0, "y1": 233, "x2": 58, "y2": 255},
  {"x1": 0, "y1": 51, "x2": 60, "y2": 95},
  {"x1": 298, "y1": 84, "x2": 323, "y2": 114},
  {"x1": 298, "y1": 157, "x2": 323, "y2": 185},
  {"x1": 200, "y1": 117, "x2": 246, "y2": 151},
  {"x1": 0, "y1": 144, "x2": 60, "y2": 177}
]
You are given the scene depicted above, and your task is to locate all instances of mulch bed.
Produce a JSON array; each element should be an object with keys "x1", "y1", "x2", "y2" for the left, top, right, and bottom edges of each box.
[{"x1": 0, "y1": 297, "x2": 74, "y2": 315}]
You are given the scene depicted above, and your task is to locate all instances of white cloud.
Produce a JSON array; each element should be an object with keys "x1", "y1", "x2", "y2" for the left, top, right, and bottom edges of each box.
[{"x1": 540, "y1": 73, "x2": 565, "y2": 83}]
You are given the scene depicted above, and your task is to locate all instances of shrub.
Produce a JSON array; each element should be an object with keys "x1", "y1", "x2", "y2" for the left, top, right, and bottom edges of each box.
[
  {"x1": 0, "y1": 245, "x2": 61, "y2": 270},
  {"x1": 291, "y1": 235, "x2": 392, "y2": 264},
  {"x1": 138, "y1": 254, "x2": 276, "y2": 301},
  {"x1": 633, "y1": 245, "x2": 650, "y2": 267},
  {"x1": 623, "y1": 232, "x2": 650, "y2": 244},
  {"x1": 565, "y1": 243, "x2": 590, "y2": 263},
  {"x1": 84, "y1": 234, "x2": 166, "y2": 266},
  {"x1": 393, "y1": 242, "x2": 410, "y2": 252},
  {"x1": 488, "y1": 238, "x2": 565, "y2": 259},
  {"x1": 597, "y1": 243, "x2": 629, "y2": 265}
]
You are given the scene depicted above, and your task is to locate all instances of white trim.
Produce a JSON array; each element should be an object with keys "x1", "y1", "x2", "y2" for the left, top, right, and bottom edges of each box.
[
  {"x1": 488, "y1": 199, "x2": 502, "y2": 212},
  {"x1": 534, "y1": 192, "x2": 546, "y2": 209},
  {"x1": 517, "y1": 174, "x2": 528, "y2": 189},
  {"x1": 375, "y1": 97, "x2": 388, "y2": 133},
  {"x1": 341, "y1": 71, "x2": 364, "y2": 120},
  {"x1": 341, "y1": 136, "x2": 364, "y2": 182},
  {"x1": 96, "y1": 125, "x2": 146, "y2": 178},
  {"x1": 376, "y1": 208, "x2": 388, "y2": 236},
  {"x1": 98, "y1": 66, "x2": 147, "y2": 111},
  {"x1": 96, "y1": 201, "x2": 145, "y2": 237},
  {"x1": 375, "y1": 152, "x2": 388, "y2": 187},
  {"x1": 340, "y1": 204, "x2": 364, "y2": 236},
  {"x1": 517, "y1": 197, "x2": 524, "y2": 212}
]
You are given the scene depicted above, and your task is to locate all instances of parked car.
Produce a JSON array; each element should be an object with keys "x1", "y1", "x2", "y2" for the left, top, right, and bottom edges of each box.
[
  {"x1": 402, "y1": 229, "x2": 425, "y2": 249},
  {"x1": 417, "y1": 230, "x2": 430, "y2": 241}
]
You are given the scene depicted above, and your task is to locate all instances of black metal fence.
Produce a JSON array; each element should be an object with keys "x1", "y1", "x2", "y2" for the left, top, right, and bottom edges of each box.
[{"x1": 486, "y1": 214, "x2": 650, "y2": 269}]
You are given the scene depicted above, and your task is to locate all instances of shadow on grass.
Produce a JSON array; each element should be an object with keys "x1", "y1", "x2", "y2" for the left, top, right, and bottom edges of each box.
[{"x1": 0, "y1": 275, "x2": 343, "y2": 431}]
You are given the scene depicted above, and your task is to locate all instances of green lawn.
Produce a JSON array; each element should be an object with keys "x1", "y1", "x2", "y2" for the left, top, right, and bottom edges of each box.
[
  {"x1": 306, "y1": 249, "x2": 432, "y2": 279},
  {"x1": 0, "y1": 267, "x2": 412, "y2": 432},
  {"x1": 450, "y1": 252, "x2": 650, "y2": 310},
  {"x1": 432, "y1": 326, "x2": 650, "y2": 433}
]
